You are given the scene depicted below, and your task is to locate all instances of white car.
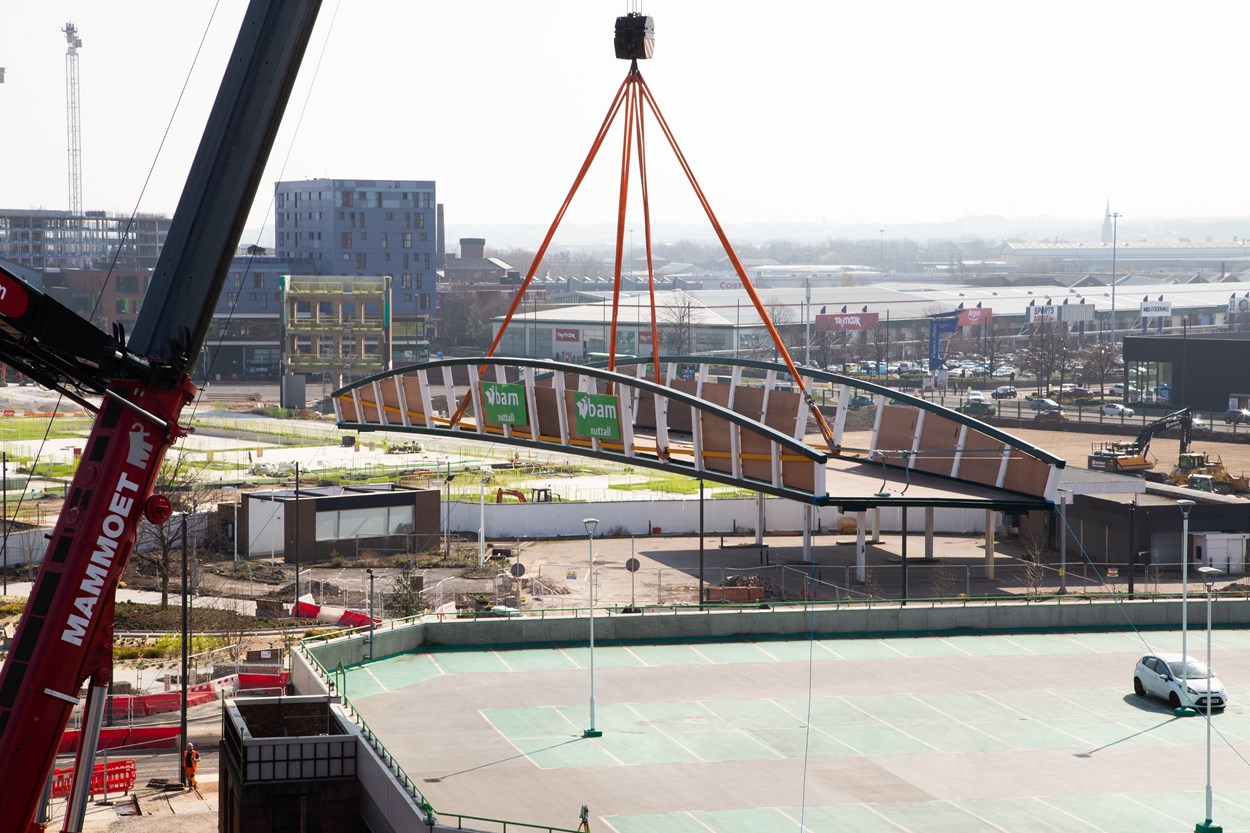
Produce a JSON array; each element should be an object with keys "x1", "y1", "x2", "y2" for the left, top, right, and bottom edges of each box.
[
  {"x1": 1133, "y1": 653, "x2": 1227, "y2": 711},
  {"x1": 1101, "y1": 403, "x2": 1134, "y2": 417},
  {"x1": 966, "y1": 390, "x2": 985, "y2": 402}
]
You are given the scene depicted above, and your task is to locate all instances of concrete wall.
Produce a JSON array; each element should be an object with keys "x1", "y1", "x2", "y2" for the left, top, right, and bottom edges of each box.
[
  {"x1": 446, "y1": 497, "x2": 990, "y2": 540},
  {"x1": 300, "y1": 598, "x2": 1250, "y2": 688}
]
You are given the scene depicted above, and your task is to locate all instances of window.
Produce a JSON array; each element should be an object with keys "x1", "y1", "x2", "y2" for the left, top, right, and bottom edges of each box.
[
  {"x1": 415, "y1": 213, "x2": 425, "y2": 229},
  {"x1": 356, "y1": 252, "x2": 367, "y2": 269},
  {"x1": 400, "y1": 275, "x2": 412, "y2": 289},
  {"x1": 385, "y1": 212, "x2": 394, "y2": 221},
  {"x1": 402, "y1": 233, "x2": 412, "y2": 249},
  {"x1": 341, "y1": 232, "x2": 352, "y2": 249},
  {"x1": 360, "y1": 232, "x2": 368, "y2": 242},
  {"x1": 226, "y1": 293, "x2": 238, "y2": 305},
  {"x1": 116, "y1": 275, "x2": 139, "y2": 293},
  {"x1": 380, "y1": 233, "x2": 388, "y2": 249},
  {"x1": 415, "y1": 274, "x2": 424, "y2": 289},
  {"x1": 419, "y1": 294, "x2": 430, "y2": 310},
  {"x1": 253, "y1": 274, "x2": 265, "y2": 288},
  {"x1": 341, "y1": 191, "x2": 353, "y2": 208},
  {"x1": 115, "y1": 299, "x2": 128, "y2": 314}
]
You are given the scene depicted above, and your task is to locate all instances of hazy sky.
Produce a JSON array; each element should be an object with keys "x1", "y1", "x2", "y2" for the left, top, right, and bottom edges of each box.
[{"x1": 3, "y1": 1, "x2": 1248, "y2": 247}]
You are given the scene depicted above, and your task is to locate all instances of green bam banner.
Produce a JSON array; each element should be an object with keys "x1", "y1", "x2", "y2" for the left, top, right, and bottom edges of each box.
[
  {"x1": 481, "y1": 382, "x2": 528, "y2": 426},
  {"x1": 573, "y1": 392, "x2": 621, "y2": 441}
]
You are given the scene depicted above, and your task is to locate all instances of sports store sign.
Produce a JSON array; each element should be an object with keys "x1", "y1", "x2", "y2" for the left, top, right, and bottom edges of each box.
[
  {"x1": 555, "y1": 328, "x2": 580, "y2": 343},
  {"x1": 481, "y1": 382, "x2": 528, "y2": 426}
]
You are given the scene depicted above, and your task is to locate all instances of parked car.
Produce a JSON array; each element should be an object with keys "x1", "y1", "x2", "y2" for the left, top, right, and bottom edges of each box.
[
  {"x1": 992, "y1": 366, "x2": 1016, "y2": 378},
  {"x1": 1101, "y1": 403, "x2": 1134, "y2": 418},
  {"x1": 1027, "y1": 398, "x2": 1062, "y2": 411},
  {"x1": 1107, "y1": 384, "x2": 1139, "y2": 398},
  {"x1": 1133, "y1": 653, "x2": 1227, "y2": 711},
  {"x1": 966, "y1": 390, "x2": 985, "y2": 402},
  {"x1": 846, "y1": 394, "x2": 874, "y2": 409},
  {"x1": 991, "y1": 385, "x2": 1018, "y2": 399},
  {"x1": 1032, "y1": 409, "x2": 1069, "y2": 424},
  {"x1": 958, "y1": 400, "x2": 996, "y2": 417},
  {"x1": 1224, "y1": 408, "x2": 1250, "y2": 425}
]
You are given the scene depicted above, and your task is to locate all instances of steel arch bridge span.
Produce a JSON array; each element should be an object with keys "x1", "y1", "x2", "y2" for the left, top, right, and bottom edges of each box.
[
  {"x1": 335, "y1": 356, "x2": 827, "y2": 502},
  {"x1": 332, "y1": 356, "x2": 1063, "y2": 511}
]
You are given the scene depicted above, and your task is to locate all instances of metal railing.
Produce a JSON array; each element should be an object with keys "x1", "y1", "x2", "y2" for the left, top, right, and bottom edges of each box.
[{"x1": 299, "y1": 642, "x2": 579, "y2": 833}]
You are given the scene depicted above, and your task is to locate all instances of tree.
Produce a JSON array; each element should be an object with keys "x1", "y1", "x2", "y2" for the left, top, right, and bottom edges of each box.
[
  {"x1": 383, "y1": 559, "x2": 426, "y2": 619},
  {"x1": 1079, "y1": 341, "x2": 1121, "y2": 397},
  {"x1": 133, "y1": 453, "x2": 228, "y2": 609},
  {"x1": 661, "y1": 291, "x2": 698, "y2": 355},
  {"x1": 764, "y1": 297, "x2": 801, "y2": 360}
]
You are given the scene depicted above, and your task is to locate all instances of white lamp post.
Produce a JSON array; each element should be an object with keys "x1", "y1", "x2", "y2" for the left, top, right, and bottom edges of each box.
[
  {"x1": 1178, "y1": 498, "x2": 1195, "y2": 710},
  {"x1": 1196, "y1": 565, "x2": 1222, "y2": 833},
  {"x1": 478, "y1": 466, "x2": 493, "y2": 568},
  {"x1": 582, "y1": 517, "x2": 602, "y2": 738}
]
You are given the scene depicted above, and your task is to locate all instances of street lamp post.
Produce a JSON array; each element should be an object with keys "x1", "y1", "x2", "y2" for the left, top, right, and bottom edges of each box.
[
  {"x1": 478, "y1": 465, "x2": 493, "y2": 569},
  {"x1": 1110, "y1": 212, "x2": 1121, "y2": 346},
  {"x1": 582, "y1": 518, "x2": 602, "y2": 738},
  {"x1": 1196, "y1": 565, "x2": 1222, "y2": 833},
  {"x1": 366, "y1": 568, "x2": 375, "y2": 662},
  {"x1": 442, "y1": 460, "x2": 454, "y2": 561},
  {"x1": 1178, "y1": 498, "x2": 1195, "y2": 710}
]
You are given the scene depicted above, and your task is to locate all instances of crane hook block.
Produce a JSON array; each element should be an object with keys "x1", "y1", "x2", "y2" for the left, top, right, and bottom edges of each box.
[
  {"x1": 614, "y1": 13, "x2": 654, "y2": 60},
  {"x1": 145, "y1": 494, "x2": 173, "y2": 525}
]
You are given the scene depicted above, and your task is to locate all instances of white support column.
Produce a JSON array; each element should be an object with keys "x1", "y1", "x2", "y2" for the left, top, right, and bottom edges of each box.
[
  {"x1": 802, "y1": 504, "x2": 813, "y2": 563},
  {"x1": 832, "y1": 384, "x2": 851, "y2": 447},
  {"x1": 756, "y1": 492, "x2": 765, "y2": 546},
  {"x1": 416, "y1": 369, "x2": 434, "y2": 428},
  {"x1": 871, "y1": 507, "x2": 881, "y2": 544},
  {"x1": 523, "y1": 367, "x2": 540, "y2": 441},
  {"x1": 393, "y1": 375, "x2": 411, "y2": 427},
  {"x1": 552, "y1": 371, "x2": 570, "y2": 446},
  {"x1": 855, "y1": 511, "x2": 867, "y2": 583},
  {"x1": 467, "y1": 365, "x2": 485, "y2": 435},
  {"x1": 371, "y1": 380, "x2": 387, "y2": 426},
  {"x1": 440, "y1": 365, "x2": 457, "y2": 427},
  {"x1": 925, "y1": 506, "x2": 935, "y2": 560},
  {"x1": 950, "y1": 425, "x2": 969, "y2": 478},
  {"x1": 985, "y1": 507, "x2": 996, "y2": 580}
]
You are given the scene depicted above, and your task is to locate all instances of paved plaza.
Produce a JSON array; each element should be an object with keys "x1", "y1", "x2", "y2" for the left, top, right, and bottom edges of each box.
[{"x1": 347, "y1": 627, "x2": 1250, "y2": 833}]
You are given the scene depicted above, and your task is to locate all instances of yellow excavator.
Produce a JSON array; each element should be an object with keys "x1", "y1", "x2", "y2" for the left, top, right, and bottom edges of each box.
[
  {"x1": 1087, "y1": 408, "x2": 1192, "y2": 475},
  {"x1": 1168, "y1": 451, "x2": 1250, "y2": 494}
]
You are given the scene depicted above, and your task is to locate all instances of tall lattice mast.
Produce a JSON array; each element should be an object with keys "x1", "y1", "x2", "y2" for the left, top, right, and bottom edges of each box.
[{"x1": 63, "y1": 21, "x2": 82, "y2": 216}]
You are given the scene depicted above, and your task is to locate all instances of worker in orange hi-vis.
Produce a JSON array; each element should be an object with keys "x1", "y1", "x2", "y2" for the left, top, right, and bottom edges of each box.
[{"x1": 183, "y1": 742, "x2": 201, "y2": 789}]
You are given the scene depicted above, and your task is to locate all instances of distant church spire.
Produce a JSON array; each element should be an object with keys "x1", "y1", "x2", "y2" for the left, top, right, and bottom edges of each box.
[{"x1": 1101, "y1": 200, "x2": 1113, "y2": 244}]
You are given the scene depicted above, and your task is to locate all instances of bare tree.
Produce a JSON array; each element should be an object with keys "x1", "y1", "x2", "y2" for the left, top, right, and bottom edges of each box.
[
  {"x1": 661, "y1": 292, "x2": 698, "y2": 355},
  {"x1": 764, "y1": 297, "x2": 801, "y2": 360},
  {"x1": 1079, "y1": 341, "x2": 1120, "y2": 397},
  {"x1": 133, "y1": 454, "x2": 227, "y2": 609},
  {"x1": 1019, "y1": 532, "x2": 1049, "y2": 596}
]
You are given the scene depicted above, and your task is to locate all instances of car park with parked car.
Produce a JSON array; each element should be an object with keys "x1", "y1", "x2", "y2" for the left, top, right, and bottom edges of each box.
[
  {"x1": 1133, "y1": 653, "x2": 1227, "y2": 711},
  {"x1": 1101, "y1": 403, "x2": 1134, "y2": 418},
  {"x1": 991, "y1": 386, "x2": 1017, "y2": 399},
  {"x1": 1027, "y1": 398, "x2": 1062, "y2": 411}
]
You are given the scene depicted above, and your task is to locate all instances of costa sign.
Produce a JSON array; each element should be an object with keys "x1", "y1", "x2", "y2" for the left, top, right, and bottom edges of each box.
[
  {"x1": 815, "y1": 312, "x2": 879, "y2": 332},
  {"x1": 555, "y1": 328, "x2": 580, "y2": 343}
]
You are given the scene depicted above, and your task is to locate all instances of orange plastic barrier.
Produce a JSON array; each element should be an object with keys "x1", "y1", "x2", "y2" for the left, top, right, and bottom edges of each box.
[{"x1": 50, "y1": 759, "x2": 137, "y2": 799}]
